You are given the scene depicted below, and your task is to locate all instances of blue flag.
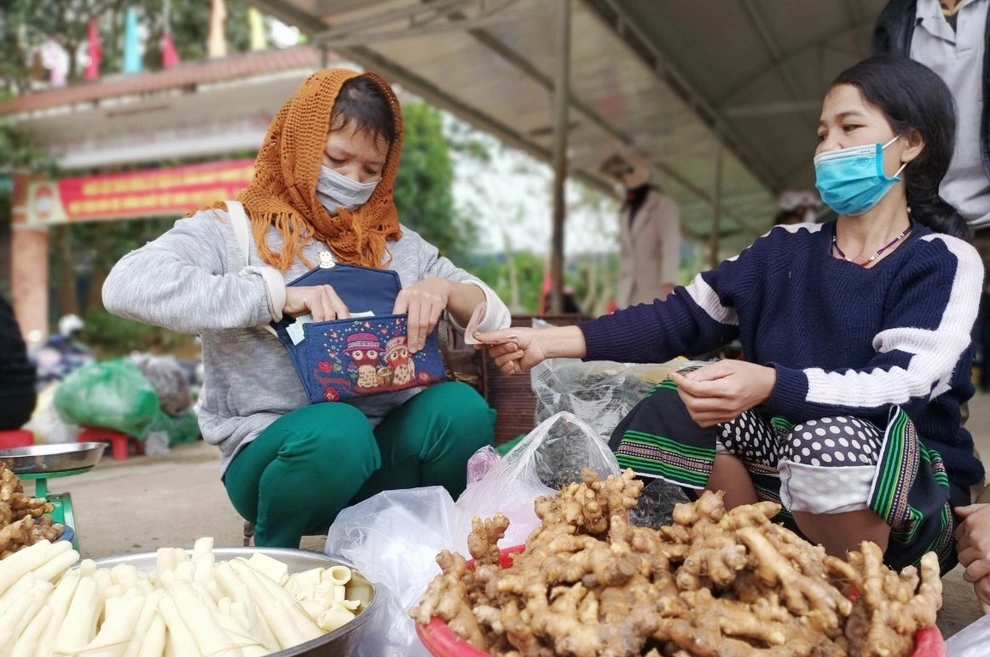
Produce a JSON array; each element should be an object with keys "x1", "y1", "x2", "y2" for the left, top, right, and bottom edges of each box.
[{"x1": 123, "y1": 8, "x2": 143, "y2": 73}]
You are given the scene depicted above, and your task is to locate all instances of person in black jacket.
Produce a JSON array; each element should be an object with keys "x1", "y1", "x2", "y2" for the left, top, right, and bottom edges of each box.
[
  {"x1": 873, "y1": 0, "x2": 990, "y2": 248},
  {"x1": 0, "y1": 294, "x2": 36, "y2": 430},
  {"x1": 873, "y1": 0, "x2": 990, "y2": 607}
]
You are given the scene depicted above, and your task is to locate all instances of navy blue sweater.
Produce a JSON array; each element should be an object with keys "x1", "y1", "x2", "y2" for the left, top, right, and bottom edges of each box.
[{"x1": 580, "y1": 222, "x2": 986, "y2": 488}]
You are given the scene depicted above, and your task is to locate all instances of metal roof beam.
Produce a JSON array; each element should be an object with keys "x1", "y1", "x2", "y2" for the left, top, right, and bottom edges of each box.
[
  {"x1": 454, "y1": 10, "x2": 767, "y2": 238},
  {"x1": 739, "y1": 0, "x2": 815, "y2": 130},
  {"x1": 338, "y1": 43, "x2": 619, "y2": 200},
  {"x1": 312, "y1": 0, "x2": 476, "y2": 41},
  {"x1": 247, "y1": 0, "x2": 769, "y2": 240},
  {"x1": 716, "y1": 18, "x2": 876, "y2": 106},
  {"x1": 312, "y1": 11, "x2": 534, "y2": 47},
  {"x1": 578, "y1": 0, "x2": 783, "y2": 194}
]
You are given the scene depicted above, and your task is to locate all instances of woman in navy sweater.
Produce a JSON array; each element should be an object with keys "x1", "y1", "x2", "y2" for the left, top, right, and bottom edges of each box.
[{"x1": 479, "y1": 56, "x2": 984, "y2": 571}]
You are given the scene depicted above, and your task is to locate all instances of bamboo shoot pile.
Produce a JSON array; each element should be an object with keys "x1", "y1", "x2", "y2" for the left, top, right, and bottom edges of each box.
[{"x1": 0, "y1": 537, "x2": 366, "y2": 657}]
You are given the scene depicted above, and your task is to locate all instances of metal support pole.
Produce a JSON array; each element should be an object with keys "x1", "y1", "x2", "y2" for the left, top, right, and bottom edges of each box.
[
  {"x1": 549, "y1": 0, "x2": 571, "y2": 315},
  {"x1": 320, "y1": 44, "x2": 331, "y2": 68},
  {"x1": 709, "y1": 142, "x2": 724, "y2": 269}
]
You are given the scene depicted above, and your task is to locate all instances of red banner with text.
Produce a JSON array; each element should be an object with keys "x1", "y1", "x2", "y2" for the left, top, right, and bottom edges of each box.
[{"x1": 25, "y1": 159, "x2": 255, "y2": 225}]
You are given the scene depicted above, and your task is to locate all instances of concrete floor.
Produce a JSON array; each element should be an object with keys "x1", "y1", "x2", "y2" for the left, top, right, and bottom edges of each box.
[{"x1": 35, "y1": 394, "x2": 990, "y2": 639}]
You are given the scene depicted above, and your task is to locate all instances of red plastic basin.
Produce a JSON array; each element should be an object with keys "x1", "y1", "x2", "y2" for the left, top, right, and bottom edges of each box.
[{"x1": 416, "y1": 545, "x2": 946, "y2": 657}]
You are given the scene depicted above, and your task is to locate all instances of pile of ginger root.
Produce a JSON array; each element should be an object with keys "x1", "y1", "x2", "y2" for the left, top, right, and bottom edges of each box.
[
  {"x1": 411, "y1": 469, "x2": 942, "y2": 657},
  {"x1": 0, "y1": 463, "x2": 63, "y2": 558}
]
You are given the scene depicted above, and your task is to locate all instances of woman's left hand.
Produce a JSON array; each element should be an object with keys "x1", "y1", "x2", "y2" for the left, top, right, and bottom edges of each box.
[
  {"x1": 393, "y1": 278, "x2": 451, "y2": 353},
  {"x1": 955, "y1": 504, "x2": 990, "y2": 577},
  {"x1": 669, "y1": 360, "x2": 777, "y2": 427}
]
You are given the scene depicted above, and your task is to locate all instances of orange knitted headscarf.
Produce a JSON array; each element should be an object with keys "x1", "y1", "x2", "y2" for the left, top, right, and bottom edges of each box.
[{"x1": 237, "y1": 69, "x2": 403, "y2": 271}]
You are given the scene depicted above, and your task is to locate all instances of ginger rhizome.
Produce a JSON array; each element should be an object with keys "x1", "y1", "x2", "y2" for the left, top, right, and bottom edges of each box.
[
  {"x1": 411, "y1": 469, "x2": 941, "y2": 657},
  {"x1": 0, "y1": 464, "x2": 64, "y2": 558}
]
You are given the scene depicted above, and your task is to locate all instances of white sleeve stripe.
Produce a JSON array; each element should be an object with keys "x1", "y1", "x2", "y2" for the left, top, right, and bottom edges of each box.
[
  {"x1": 805, "y1": 235, "x2": 983, "y2": 407},
  {"x1": 684, "y1": 274, "x2": 739, "y2": 326}
]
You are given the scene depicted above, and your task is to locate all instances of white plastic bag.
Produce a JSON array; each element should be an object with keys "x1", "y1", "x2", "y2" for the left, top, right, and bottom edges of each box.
[
  {"x1": 946, "y1": 614, "x2": 990, "y2": 656},
  {"x1": 323, "y1": 412, "x2": 621, "y2": 656},
  {"x1": 24, "y1": 384, "x2": 79, "y2": 445},
  {"x1": 324, "y1": 487, "x2": 460, "y2": 657},
  {"x1": 456, "y1": 411, "x2": 620, "y2": 549}
]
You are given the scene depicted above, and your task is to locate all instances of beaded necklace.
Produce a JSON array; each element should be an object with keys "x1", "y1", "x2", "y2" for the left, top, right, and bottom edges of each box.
[{"x1": 832, "y1": 224, "x2": 912, "y2": 266}]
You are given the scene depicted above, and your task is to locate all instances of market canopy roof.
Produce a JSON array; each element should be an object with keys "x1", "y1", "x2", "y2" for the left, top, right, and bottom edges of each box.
[{"x1": 250, "y1": 0, "x2": 886, "y2": 252}]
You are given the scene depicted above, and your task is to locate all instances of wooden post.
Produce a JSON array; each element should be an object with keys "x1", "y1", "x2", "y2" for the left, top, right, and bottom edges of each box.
[
  {"x1": 549, "y1": 0, "x2": 571, "y2": 314},
  {"x1": 709, "y1": 143, "x2": 724, "y2": 269}
]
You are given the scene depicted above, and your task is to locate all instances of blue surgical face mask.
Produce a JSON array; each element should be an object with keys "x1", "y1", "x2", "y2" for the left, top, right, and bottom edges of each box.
[
  {"x1": 316, "y1": 166, "x2": 379, "y2": 214},
  {"x1": 814, "y1": 136, "x2": 907, "y2": 216}
]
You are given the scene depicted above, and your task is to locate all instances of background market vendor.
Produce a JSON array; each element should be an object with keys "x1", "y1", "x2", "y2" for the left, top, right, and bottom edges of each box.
[{"x1": 102, "y1": 69, "x2": 511, "y2": 548}]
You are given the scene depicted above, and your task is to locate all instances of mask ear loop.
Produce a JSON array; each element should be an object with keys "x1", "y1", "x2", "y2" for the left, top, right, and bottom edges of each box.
[{"x1": 883, "y1": 134, "x2": 908, "y2": 179}]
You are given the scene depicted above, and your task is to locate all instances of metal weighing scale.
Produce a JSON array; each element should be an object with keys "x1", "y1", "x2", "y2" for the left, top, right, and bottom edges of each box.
[{"x1": 0, "y1": 442, "x2": 106, "y2": 550}]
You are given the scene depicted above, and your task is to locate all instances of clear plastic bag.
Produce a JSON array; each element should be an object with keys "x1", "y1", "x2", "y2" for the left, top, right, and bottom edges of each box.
[
  {"x1": 530, "y1": 319, "x2": 704, "y2": 441},
  {"x1": 946, "y1": 614, "x2": 990, "y2": 656},
  {"x1": 323, "y1": 412, "x2": 621, "y2": 656},
  {"x1": 466, "y1": 445, "x2": 500, "y2": 484},
  {"x1": 324, "y1": 487, "x2": 460, "y2": 657},
  {"x1": 456, "y1": 411, "x2": 620, "y2": 548}
]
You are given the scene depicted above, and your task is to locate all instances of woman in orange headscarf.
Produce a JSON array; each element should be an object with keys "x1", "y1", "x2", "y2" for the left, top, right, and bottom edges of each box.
[{"x1": 103, "y1": 70, "x2": 511, "y2": 547}]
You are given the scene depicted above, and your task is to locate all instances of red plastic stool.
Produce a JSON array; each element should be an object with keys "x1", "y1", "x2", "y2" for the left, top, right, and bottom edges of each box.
[
  {"x1": 0, "y1": 430, "x2": 33, "y2": 449},
  {"x1": 77, "y1": 427, "x2": 142, "y2": 461}
]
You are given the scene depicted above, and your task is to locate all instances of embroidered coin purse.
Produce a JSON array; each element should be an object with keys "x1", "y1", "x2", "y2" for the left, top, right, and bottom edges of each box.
[
  {"x1": 274, "y1": 263, "x2": 448, "y2": 404},
  {"x1": 226, "y1": 200, "x2": 447, "y2": 404}
]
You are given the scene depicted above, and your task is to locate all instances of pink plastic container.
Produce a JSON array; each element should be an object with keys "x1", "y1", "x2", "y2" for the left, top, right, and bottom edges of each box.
[{"x1": 416, "y1": 545, "x2": 947, "y2": 657}]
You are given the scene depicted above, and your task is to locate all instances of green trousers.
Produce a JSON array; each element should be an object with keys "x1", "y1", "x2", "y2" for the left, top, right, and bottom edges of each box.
[{"x1": 224, "y1": 381, "x2": 495, "y2": 547}]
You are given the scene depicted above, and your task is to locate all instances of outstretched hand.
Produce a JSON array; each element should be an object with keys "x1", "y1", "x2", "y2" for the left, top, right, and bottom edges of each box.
[{"x1": 474, "y1": 327, "x2": 548, "y2": 375}]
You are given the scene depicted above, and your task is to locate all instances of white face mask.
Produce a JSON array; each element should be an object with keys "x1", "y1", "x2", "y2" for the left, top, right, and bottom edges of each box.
[{"x1": 316, "y1": 166, "x2": 379, "y2": 214}]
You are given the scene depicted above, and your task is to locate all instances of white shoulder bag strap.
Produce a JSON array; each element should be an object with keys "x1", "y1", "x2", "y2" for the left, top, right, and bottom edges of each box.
[
  {"x1": 227, "y1": 200, "x2": 280, "y2": 336},
  {"x1": 226, "y1": 200, "x2": 251, "y2": 267}
]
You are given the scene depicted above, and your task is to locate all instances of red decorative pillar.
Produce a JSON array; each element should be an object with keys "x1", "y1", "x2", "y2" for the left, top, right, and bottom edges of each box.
[{"x1": 10, "y1": 170, "x2": 49, "y2": 345}]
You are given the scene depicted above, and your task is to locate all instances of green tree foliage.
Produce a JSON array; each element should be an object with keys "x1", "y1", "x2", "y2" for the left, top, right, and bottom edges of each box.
[
  {"x1": 0, "y1": 121, "x2": 55, "y2": 173},
  {"x1": 394, "y1": 103, "x2": 476, "y2": 265},
  {"x1": 0, "y1": 0, "x2": 259, "y2": 93},
  {"x1": 0, "y1": 0, "x2": 129, "y2": 93},
  {"x1": 471, "y1": 251, "x2": 546, "y2": 315}
]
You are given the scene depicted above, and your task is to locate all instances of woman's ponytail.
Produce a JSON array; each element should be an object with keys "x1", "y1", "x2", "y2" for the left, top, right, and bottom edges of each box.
[{"x1": 905, "y1": 173, "x2": 973, "y2": 242}]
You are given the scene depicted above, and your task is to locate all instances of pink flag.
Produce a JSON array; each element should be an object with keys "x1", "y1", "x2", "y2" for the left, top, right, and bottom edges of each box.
[
  {"x1": 84, "y1": 18, "x2": 101, "y2": 80},
  {"x1": 161, "y1": 31, "x2": 180, "y2": 68},
  {"x1": 539, "y1": 270, "x2": 552, "y2": 314}
]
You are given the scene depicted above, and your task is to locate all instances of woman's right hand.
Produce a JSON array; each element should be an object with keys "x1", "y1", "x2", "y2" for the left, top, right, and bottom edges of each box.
[
  {"x1": 283, "y1": 285, "x2": 350, "y2": 322},
  {"x1": 475, "y1": 328, "x2": 548, "y2": 375}
]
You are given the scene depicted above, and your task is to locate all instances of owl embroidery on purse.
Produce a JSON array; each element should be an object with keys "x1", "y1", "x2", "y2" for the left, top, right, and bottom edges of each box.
[
  {"x1": 344, "y1": 333, "x2": 384, "y2": 390},
  {"x1": 386, "y1": 336, "x2": 415, "y2": 387}
]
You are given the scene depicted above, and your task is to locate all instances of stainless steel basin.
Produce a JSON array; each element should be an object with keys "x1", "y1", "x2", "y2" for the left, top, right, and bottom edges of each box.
[{"x1": 92, "y1": 547, "x2": 383, "y2": 656}]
